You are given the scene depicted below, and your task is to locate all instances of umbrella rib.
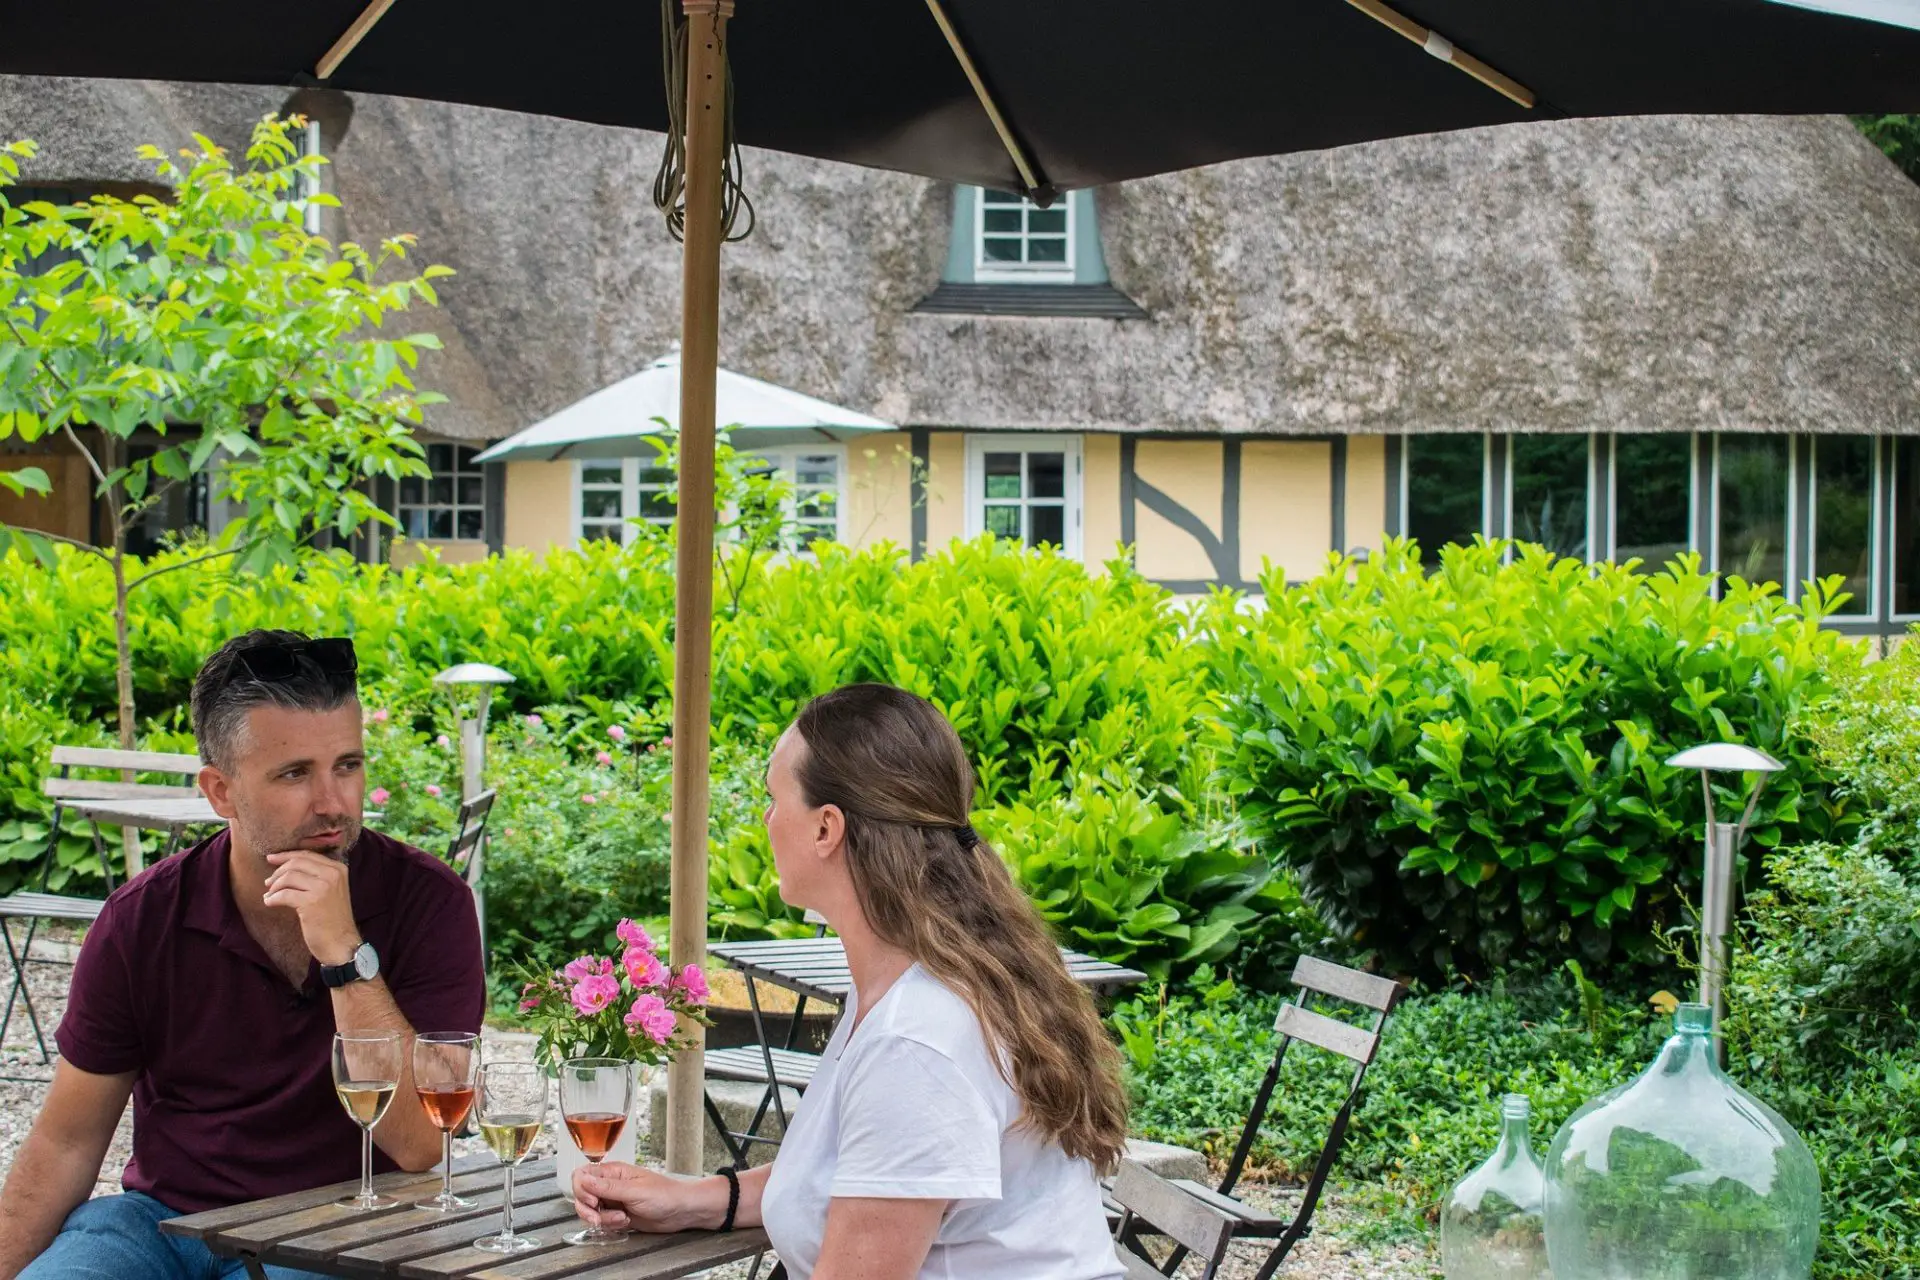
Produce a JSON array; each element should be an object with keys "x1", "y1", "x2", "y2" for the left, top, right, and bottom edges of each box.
[
  {"x1": 317, "y1": 0, "x2": 401, "y2": 80},
  {"x1": 922, "y1": 0, "x2": 1049, "y2": 198},
  {"x1": 1341, "y1": 0, "x2": 1535, "y2": 109}
]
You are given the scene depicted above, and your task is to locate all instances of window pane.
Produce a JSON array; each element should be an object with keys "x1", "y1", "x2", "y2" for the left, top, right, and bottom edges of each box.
[
  {"x1": 1815, "y1": 436, "x2": 1873, "y2": 616},
  {"x1": 982, "y1": 189, "x2": 1022, "y2": 206},
  {"x1": 399, "y1": 477, "x2": 424, "y2": 504},
  {"x1": 983, "y1": 209, "x2": 1022, "y2": 233},
  {"x1": 1028, "y1": 452, "x2": 1065, "y2": 500},
  {"x1": 1718, "y1": 435, "x2": 1789, "y2": 588},
  {"x1": 1511, "y1": 435, "x2": 1589, "y2": 559},
  {"x1": 985, "y1": 505, "x2": 1021, "y2": 539},
  {"x1": 1406, "y1": 435, "x2": 1483, "y2": 557},
  {"x1": 639, "y1": 466, "x2": 676, "y2": 486},
  {"x1": 428, "y1": 477, "x2": 453, "y2": 504},
  {"x1": 427, "y1": 509, "x2": 454, "y2": 539},
  {"x1": 1028, "y1": 238, "x2": 1068, "y2": 264},
  {"x1": 1027, "y1": 209, "x2": 1067, "y2": 234},
  {"x1": 428, "y1": 444, "x2": 453, "y2": 474},
  {"x1": 583, "y1": 464, "x2": 622, "y2": 485},
  {"x1": 799, "y1": 492, "x2": 837, "y2": 519},
  {"x1": 581, "y1": 523, "x2": 620, "y2": 544},
  {"x1": 795, "y1": 456, "x2": 839, "y2": 486},
  {"x1": 402, "y1": 509, "x2": 428, "y2": 538},
  {"x1": 1030, "y1": 504, "x2": 1065, "y2": 548},
  {"x1": 1894, "y1": 439, "x2": 1920, "y2": 615},
  {"x1": 456, "y1": 447, "x2": 479, "y2": 470},
  {"x1": 458, "y1": 476, "x2": 484, "y2": 506},
  {"x1": 1614, "y1": 434, "x2": 1692, "y2": 568},
  {"x1": 582, "y1": 490, "x2": 623, "y2": 520},
  {"x1": 456, "y1": 510, "x2": 484, "y2": 540},
  {"x1": 984, "y1": 453, "x2": 1023, "y2": 499},
  {"x1": 982, "y1": 237, "x2": 1023, "y2": 263},
  {"x1": 796, "y1": 519, "x2": 836, "y2": 545},
  {"x1": 639, "y1": 492, "x2": 677, "y2": 521}
]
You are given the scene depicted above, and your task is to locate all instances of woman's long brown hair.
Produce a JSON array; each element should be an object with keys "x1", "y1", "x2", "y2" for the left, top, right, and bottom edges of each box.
[{"x1": 792, "y1": 683, "x2": 1128, "y2": 1175}]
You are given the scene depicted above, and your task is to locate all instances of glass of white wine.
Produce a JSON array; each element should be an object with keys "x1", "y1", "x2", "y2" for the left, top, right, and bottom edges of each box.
[
  {"x1": 473, "y1": 1061, "x2": 548, "y2": 1254},
  {"x1": 332, "y1": 1030, "x2": 403, "y2": 1210}
]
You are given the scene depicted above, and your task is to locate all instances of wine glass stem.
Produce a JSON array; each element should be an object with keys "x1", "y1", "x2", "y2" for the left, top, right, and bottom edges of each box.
[
  {"x1": 441, "y1": 1130, "x2": 454, "y2": 1201},
  {"x1": 502, "y1": 1164, "x2": 517, "y2": 1239},
  {"x1": 360, "y1": 1126, "x2": 374, "y2": 1201}
]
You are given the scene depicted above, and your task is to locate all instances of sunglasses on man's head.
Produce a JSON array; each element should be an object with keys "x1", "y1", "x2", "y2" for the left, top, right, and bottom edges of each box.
[{"x1": 233, "y1": 637, "x2": 359, "y2": 686}]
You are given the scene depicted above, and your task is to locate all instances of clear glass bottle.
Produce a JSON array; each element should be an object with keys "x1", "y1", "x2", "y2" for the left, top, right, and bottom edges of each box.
[
  {"x1": 1441, "y1": 1092, "x2": 1550, "y2": 1279},
  {"x1": 1543, "y1": 1002, "x2": 1819, "y2": 1280}
]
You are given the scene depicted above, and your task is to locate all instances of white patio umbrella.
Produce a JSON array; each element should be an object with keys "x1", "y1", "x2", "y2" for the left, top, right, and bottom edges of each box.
[{"x1": 471, "y1": 350, "x2": 895, "y2": 463}]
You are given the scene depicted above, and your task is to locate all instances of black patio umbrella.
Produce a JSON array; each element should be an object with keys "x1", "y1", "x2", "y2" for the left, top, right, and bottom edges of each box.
[{"x1": 8, "y1": 0, "x2": 1920, "y2": 1169}]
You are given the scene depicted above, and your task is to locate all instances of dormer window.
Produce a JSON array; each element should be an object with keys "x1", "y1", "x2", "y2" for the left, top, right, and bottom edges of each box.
[{"x1": 976, "y1": 189, "x2": 1074, "y2": 283}]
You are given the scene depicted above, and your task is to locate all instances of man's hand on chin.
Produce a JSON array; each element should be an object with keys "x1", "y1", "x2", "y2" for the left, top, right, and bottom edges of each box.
[{"x1": 262, "y1": 850, "x2": 360, "y2": 966}]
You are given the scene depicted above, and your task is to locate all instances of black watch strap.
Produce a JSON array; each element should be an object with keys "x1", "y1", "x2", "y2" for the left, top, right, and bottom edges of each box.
[{"x1": 716, "y1": 1165, "x2": 740, "y2": 1233}]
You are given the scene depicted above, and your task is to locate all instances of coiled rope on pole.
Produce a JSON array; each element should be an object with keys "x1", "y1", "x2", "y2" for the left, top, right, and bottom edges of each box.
[{"x1": 653, "y1": 0, "x2": 755, "y2": 243}]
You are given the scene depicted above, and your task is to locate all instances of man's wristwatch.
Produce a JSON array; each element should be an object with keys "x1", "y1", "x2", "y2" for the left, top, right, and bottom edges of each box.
[{"x1": 320, "y1": 940, "x2": 380, "y2": 989}]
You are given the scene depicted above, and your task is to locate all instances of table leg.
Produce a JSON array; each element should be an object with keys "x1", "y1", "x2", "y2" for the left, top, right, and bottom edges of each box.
[{"x1": 241, "y1": 1255, "x2": 271, "y2": 1280}]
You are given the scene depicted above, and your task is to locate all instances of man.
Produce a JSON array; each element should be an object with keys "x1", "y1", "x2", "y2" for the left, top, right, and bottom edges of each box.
[{"x1": 0, "y1": 630, "x2": 486, "y2": 1280}]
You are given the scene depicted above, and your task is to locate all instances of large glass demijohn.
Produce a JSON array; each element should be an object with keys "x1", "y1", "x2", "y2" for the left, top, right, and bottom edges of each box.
[
  {"x1": 1542, "y1": 1002, "x2": 1819, "y2": 1279},
  {"x1": 1440, "y1": 1093, "x2": 1549, "y2": 1279}
]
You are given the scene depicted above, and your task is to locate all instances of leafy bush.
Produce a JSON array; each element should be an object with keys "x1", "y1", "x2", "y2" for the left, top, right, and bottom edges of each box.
[
  {"x1": 1211, "y1": 539, "x2": 1860, "y2": 979},
  {"x1": 1802, "y1": 639, "x2": 1920, "y2": 865}
]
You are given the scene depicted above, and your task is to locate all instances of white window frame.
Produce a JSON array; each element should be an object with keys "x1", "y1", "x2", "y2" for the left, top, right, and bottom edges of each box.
[
  {"x1": 739, "y1": 444, "x2": 848, "y2": 549},
  {"x1": 572, "y1": 457, "x2": 677, "y2": 545},
  {"x1": 398, "y1": 440, "x2": 487, "y2": 542},
  {"x1": 964, "y1": 433, "x2": 1083, "y2": 560},
  {"x1": 973, "y1": 188, "x2": 1076, "y2": 284}
]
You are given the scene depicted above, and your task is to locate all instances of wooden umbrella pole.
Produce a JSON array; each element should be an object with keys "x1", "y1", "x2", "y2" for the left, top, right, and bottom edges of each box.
[{"x1": 665, "y1": 0, "x2": 733, "y2": 1178}]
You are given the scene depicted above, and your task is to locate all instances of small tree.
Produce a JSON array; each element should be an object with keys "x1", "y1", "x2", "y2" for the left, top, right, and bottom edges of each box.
[{"x1": 0, "y1": 118, "x2": 446, "y2": 858}]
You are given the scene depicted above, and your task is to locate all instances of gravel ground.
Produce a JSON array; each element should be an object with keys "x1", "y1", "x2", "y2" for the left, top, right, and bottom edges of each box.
[{"x1": 1, "y1": 929, "x2": 1437, "y2": 1279}]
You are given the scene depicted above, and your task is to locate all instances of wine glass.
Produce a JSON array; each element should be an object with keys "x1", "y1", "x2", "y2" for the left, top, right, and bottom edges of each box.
[
  {"x1": 332, "y1": 1031, "x2": 403, "y2": 1210},
  {"x1": 559, "y1": 1057, "x2": 634, "y2": 1246},
  {"x1": 412, "y1": 1031, "x2": 481, "y2": 1211},
  {"x1": 473, "y1": 1061, "x2": 549, "y2": 1254}
]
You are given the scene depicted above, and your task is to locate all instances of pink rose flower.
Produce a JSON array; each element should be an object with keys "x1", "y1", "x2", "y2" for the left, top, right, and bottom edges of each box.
[
  {"x1": 616, "y1": 919, "x2": 656, "y2": 951},
  {"x1": 595, "y1": 750, "x2": 613, "y2": 766},
  {"x1": 561, "y1": 954, "x2": 611, "y2": 984},
  {"x1": 425, "y1": 783, "x2": 442, "y2": 798},
  {"x1": 582, "y1": 793, "x2": 597, "y2": 805},
  {"x1": 624, "y1": 993, "x2": 677, "y2": 1045},
  {"x1": 672, "y1": 964, "x2": 711, "y2": 1006},
  {"x1": 608, "y1": 725, "x2": 626, "y2": 742},
  {"x1": 436, "y1": 734, "x2": 451, "y2": 748},
  {"x1": 623, "y1": 946, "x2": 667, "y2": 990},
  {"x1": 369, "y1": 787, "x2": 390, "y2": 807},
  {"x1": 661, "y1": 736, "x2": 672, "y2": 749},
  {"x1": 371, "y1": 709, "x2": 389, "y2": 723},
  {"x1": 570, "y1": 973, "x2": 621, "y2": 1017},
  {"x1": 526, "y1": 714, "x2": 543, "y2": 728}
]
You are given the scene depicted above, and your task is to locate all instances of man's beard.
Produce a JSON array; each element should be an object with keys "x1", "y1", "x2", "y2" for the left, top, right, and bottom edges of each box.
[{"x1": 241, "y1": 811, "x2": 363, "y2": 862}]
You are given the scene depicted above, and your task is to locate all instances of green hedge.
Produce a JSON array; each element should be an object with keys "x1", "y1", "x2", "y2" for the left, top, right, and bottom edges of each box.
[
  {"x1": 0, "y1": 534, "x2": 1859, "y2": 985},
  {"x1": 1212, "y1": 540, "x2": 1859, "y2": 978}
]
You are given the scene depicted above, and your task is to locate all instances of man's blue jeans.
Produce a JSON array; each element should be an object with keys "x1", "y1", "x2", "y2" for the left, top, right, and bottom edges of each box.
[{"x1": 20, "y1": 1191, "x2": 334, "y2": 1280}]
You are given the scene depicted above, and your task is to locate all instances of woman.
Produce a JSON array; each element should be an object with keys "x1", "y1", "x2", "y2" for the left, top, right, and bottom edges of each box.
[{"x1": 572, "y1": 683, "x2": 1128, "y2": 1279}]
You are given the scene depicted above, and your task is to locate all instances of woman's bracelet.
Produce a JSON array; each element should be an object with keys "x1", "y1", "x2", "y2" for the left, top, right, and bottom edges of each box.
[{"x1": 716, "y1": 1165, "x2": 740, "y2": 1233}]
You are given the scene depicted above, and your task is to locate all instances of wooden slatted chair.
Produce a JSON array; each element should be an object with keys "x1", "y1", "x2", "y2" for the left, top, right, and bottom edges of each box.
[
  {"x1": 1133, "y1": 955, "x2": 1407, "y2": 1280},
  {"x1": 1111, "y1": 1158, "x2": 1237, "y2": 1280},
  {"x1": 0, "y1": 746, "x2": 204, "y2": 1064},
  {"x1": 441, "y1": 788, "x2": 495, "y2": 891}
]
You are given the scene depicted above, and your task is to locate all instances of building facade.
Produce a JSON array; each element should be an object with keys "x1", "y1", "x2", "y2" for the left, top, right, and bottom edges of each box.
[{"x1": 4, "y1": 78, "x2": 1919, "y2": 634}]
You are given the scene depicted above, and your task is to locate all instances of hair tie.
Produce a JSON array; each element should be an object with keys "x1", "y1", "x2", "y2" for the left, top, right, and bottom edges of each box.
[{"x1": 955, "y1": 823, "x2": 980, "y2": 850}]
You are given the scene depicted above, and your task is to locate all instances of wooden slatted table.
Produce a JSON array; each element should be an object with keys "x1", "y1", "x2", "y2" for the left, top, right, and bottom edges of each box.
[
  {"x1": 708, "y1": 936, "x2": 1148, "y2": 1007},
  {"x1": 159, "y1": 1157, "x2": 769, "y2": 1280}
]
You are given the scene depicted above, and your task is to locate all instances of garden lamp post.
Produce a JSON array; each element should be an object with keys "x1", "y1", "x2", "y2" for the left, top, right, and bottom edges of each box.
[
  {"x1": 432, "y1": 662, "x2": 514, "y2": 945},
  {"x1": 1664, "y1": 742, "x2": 1785, "y2": 1039}
]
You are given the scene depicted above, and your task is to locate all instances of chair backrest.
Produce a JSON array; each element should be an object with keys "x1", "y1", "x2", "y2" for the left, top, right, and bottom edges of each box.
[
  {"x1": 1111, "y1": 1159, "x2": 1236, "y2": 1280},
  {"x1": 1217, "y1": 955, "x2": 1408, "y2": 1214},
  {"x1": 446, "y1": 789, "x2": 496, "y2": 889},
  {"x1": 802, "y1": 907, "x2": 831, "y2": 937},
  {"x1": 43, "y1": 746, "x2": 202, "y2": 804}
]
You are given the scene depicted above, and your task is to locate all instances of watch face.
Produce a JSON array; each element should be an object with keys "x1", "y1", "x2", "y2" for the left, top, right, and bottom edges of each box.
[{"x1": 352, "y1": 942, "x2": 378, "y2": 981}]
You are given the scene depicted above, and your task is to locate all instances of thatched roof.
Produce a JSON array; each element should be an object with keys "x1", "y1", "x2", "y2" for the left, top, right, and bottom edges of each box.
[{"x1": 4, "y1": 75, "x2": 1919, "y2": 440}]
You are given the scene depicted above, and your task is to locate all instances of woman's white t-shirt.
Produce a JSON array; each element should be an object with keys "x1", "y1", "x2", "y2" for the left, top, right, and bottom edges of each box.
[{"x1": 759, "y1": 963, "x2": 1124, "y2": 1280}]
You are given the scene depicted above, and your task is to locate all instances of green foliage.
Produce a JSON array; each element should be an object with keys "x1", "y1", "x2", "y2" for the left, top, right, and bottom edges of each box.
[
  {"x1": 1725, "y1": 843, "x2": 1920, "y2": 1278},
  {"x1": 1211, "y1": 538, "x2": 1859, "y2": 979},
  {"x1": 1801, "y1": 638, "x2": 1920, "y2": 865},
  {"x1": 1854, "y1": 114, "x2": 1920, "y2": 183}
]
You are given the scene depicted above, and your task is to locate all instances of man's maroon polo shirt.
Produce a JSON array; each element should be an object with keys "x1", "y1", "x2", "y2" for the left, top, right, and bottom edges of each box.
[{"x1": 55, "y1": 827, "x2": 485, "y2": 1213}]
